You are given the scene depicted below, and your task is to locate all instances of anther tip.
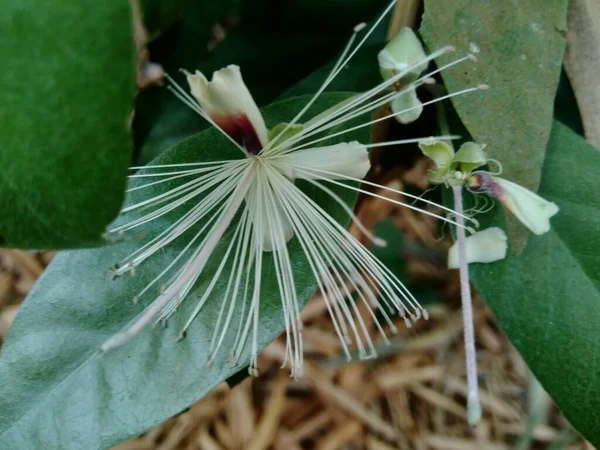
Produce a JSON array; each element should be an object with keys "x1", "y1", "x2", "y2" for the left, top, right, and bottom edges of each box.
[
  {"x1": 422, "y1": 77, "x2": 436, "y2": 85},
  {"x1": 467, "y1": 53, "x2": 478, "y2": 62},
  {"x1": 478, "y1": 83, "x2": 490, "y2": 90},
  {"x1": 443, "y1": 45, "x2": 456, "y2": 53},
  {"x1": 373, "y1": 237, "x2": 388, "y2": 248},
  {"x1": 422, "y1": 309, "x2": 430, "y2": 321},
  {"x1": 467, "y1": 393, "x2": 482, "y2": 426},
  {"x1": 354, "y1": 22, "x2": 367, "y2": 32}
]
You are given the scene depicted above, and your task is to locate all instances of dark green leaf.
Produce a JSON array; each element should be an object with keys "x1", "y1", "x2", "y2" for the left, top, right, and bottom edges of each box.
[
  {"x1": 465, "y1": 121, "x2": 600, "y2": 445},
  {"x1": 140, "y1": 0, "x2": 187, "y2": 38},
  {"x1": 0, "y1": 0, "x2": 135, "y2": 248},
  {"x1": 0, "y1": 0, "x2": 136, "y2": 249},
  {"x1": 420, "y1": 0, "x2": 568, "y2": 251},
  {"x1": 0, "y1": 93, "x2": 367, "y2": 449}
]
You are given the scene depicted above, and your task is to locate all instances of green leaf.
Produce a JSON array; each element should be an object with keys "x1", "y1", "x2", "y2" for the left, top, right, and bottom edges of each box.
[
  {"x1": 466, "y1": 121, "x2": 600, "y2": 445},
  {"x1": 0, "y1": 0, "x2": 136, "y2": 249},
  {"x1": 420, "y1": 0, "x2": 568, "y2": 251},
  {"x1": 0, "y1": 93, "x2": 367, "y2": 449}
]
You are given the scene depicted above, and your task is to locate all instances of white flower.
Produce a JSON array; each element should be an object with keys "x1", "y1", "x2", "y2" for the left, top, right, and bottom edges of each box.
[
  {"x1": 468, "y1": 171, "x2": 559, "y2": 235},
  {"x1": 102, "y1": 3, "x2": 484, "y2": 379},
  {"x1": 447, "y1": 227, "x2": 507, "y2": 268}
]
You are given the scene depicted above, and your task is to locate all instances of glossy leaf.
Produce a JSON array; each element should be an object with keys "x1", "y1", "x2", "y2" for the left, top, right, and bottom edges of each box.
[
  {"x1": 0, "y1": 93, "x2": 367, "y2": 449},
  {"x1": 464, "y1": 121, "x2": 600, "y2": 445},
  {"x1": 420, "y1": 0, "x2": 568, "y2": 251},
  {"x1": 0, "y1": 0, "x2": 136, "y2": 249}
]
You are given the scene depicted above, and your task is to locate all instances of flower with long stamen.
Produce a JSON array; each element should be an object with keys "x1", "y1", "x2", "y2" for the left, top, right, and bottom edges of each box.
[
  {"x1": 418, "y1": 137, "x2": 559, "y2": 424},
  {"x1": 102, "y1": 3, "x2": 485, "y2": 380}
]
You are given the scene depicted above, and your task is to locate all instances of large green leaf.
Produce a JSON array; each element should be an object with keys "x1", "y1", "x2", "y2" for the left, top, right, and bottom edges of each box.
[
  {"x1": 465, "y1": 121, "x2": 600, "y2": 445},
  {"x1": 420, "y1": 0, "x2": 568, "y2": 251},
  {"x1": 0, "y1": 93, "x2": 367, "y2": 449},
  {"x1": 0, "y1": 0, "x2": 136, "y2": 249}
]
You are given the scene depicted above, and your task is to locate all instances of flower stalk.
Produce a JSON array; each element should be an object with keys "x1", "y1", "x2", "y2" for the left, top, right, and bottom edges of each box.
[{"x1": 452, "y1": 184, "x2": 482, "y2": 426}]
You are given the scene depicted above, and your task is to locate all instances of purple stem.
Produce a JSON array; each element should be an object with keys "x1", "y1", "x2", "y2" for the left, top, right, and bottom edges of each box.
[{"x1": 452, "y1": 184, "x2": 482, "y2": 426}]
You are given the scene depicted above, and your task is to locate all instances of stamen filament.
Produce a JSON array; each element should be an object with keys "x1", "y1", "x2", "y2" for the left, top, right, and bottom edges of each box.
[{"x1": 101, "y1": 162, "x2": 258, "y2": 352}]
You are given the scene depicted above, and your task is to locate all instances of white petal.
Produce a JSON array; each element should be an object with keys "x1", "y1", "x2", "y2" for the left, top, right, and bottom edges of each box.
[
  {"x1": 378, "y1": 28, "x2": 427, "y2": 82},
  {"x1": 448, "y1": 227, "x2": 508, "y2": 269},
  {"x1": 279, "y1": 141, "x2": 370, "y2": 180},
  {"x1": 391, "y1": 85, "x2": 423, "y2": 124},
  {"x1": 261, "y1": 196, "x2": 294, "y2": 252},
  {"x1": 494, "y1": 177, "x2": 560, "y2": 235},
  {"x1": 187, "y1": 65, "x2": 268, "y2": 152}
]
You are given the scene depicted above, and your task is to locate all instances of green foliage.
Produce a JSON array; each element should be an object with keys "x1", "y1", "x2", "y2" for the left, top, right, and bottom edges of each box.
[
  {"x1": 0, "y1": 0, "x2": 136, "y2": 249},
  {"x1": 420, "y1": 0, "x2": 568, "y2": 251},
  {"x1": 0, "y1": 93, "x2": 367, "y2": 450},
  {"x1": 466, "y1": 121, "x2": 600, "y2": 445}
]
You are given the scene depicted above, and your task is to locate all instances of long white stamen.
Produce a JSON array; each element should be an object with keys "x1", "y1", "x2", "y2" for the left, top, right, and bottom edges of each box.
[
  {"x1": 452, "y1": 184, "x2": 482, "y2": 426},
  {"x1": 364, "y1": 136, "x2": 460, "y2": 148},
  {"x1": 211, "y1": 209, "x2": 253, "y2": 361},
  {"x1": 266, "y1": 166, "x2": 424, "y2": 352},
  {"x1": 290, "y1": 51, "x2": 473, "y2": 150},
  {"x1": 120, "y1": 162, "x2": 245, "y2": 214},
  {"x1": 112, "y1": 165, "x2": 244, "y2": 238},
  {"x1": 324, "y1": 23, "x2": 363, "y2": 84},
  {"x1": 101, "y1": 162, "x2": 258, "y2": 352},
  {"x1": 290, "y1": 166, "x2": 474, "y2": 231},
  {"x1": 126, "y1": 166, "x2": 228, "y2": 192},
  {"x1": 277, "y1": 54, "x2": 473, "y2": 151},
  {"x1": 298, "y1": 176, "x2": 386, "y2": 247},
  {"x1": 265, "y1": 44, "x2": 455, "y2": 156},
  {"x1": 285, "y1": 84, "x2": 486, "y2": 153},
  {"x1": 263, "y1": 0, "x2": 401, "y2": 154},
  {"x1": 288, "y1": 164, "x2": 474, "y2": 225},
  {"x1": 130, "y1": 160, "x2": 236, "y2": 170}
]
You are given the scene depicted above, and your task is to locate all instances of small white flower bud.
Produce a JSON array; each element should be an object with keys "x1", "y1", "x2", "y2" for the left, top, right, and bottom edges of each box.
[{"x1": 378, "y1": 28, "x2": 428, "y2": 83}]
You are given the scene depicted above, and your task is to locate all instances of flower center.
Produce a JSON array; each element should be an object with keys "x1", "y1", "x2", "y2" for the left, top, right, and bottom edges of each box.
[{"x1": 214, "y1": 113, "x2": 263, "y2": 155}]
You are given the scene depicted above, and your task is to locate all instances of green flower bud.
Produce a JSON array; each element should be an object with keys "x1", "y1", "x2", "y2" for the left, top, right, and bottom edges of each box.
[
  {"x1": 418, "y1": 138, "x2": 454, "y2": 184},
  {"x1": 451, "y1": 142, "x2": 488, "y2": 173}
]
